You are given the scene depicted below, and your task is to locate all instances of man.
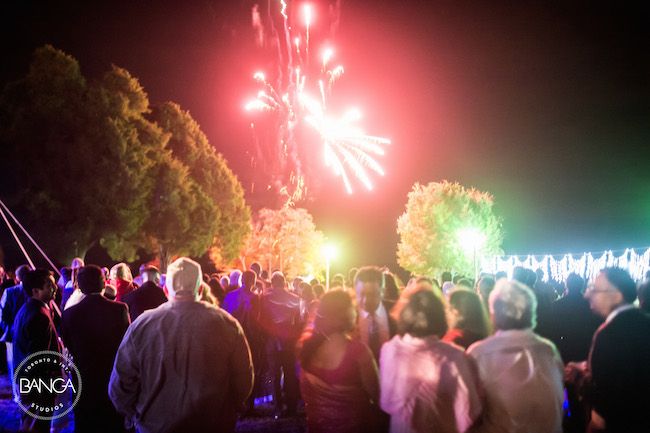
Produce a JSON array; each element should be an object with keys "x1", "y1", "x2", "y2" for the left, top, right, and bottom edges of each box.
[
  {"x1": 109, "y1": 257, "x2": 253, "y2": 433},
  {"x1": 61, "y1": 265, "x2": 130, "y2": 433},
  {"x1": 222, "y1": 270, "x2": 262, "y2": 414},
  {"x1": 467, "y1": 279, "x2": 564, "y2": 433},
  {"x1": 585, "y1": 267, "x2": 650, "y2": 432},
  {"x1": 120, "y1": 265, "x2": 167, "y2": 322},
  {"x1": 548, "y1": 273, "x2": 602, "y2": 363},
  {"x1": 13, "y1": 269, "x2": 61, "y2": 433},
  {"x1": 354, "y1": 266, "x2": 397, "y2": 362},
  {"x1": 0, "y1": 264, "x2": 30, "y2": 400},
  {"x1": 259, "y1": 271, "x2": 301, "y2": 417}
]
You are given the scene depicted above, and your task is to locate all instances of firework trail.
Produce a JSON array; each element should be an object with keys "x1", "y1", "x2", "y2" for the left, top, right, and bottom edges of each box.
[{"x1": 246, "y1": 0, "x2": 390, "y2": 196}]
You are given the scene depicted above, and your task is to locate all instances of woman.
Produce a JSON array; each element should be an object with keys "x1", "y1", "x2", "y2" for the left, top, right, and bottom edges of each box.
[
  {"x1": 443, "y1": 288, "x2": 491, "y2": 349},
  {"x1": 380, "y1": 284, "x2": 484, "y2": 433},
  {"x1": 297, "y1": 290, "x2": 381, "y2": 433},
  {"x1": 108, "y1": 262, "x2": 135, "y2": 302}
]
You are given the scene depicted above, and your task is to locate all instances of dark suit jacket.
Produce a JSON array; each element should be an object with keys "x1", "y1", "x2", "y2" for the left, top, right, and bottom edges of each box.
[
  {"x1": 12, "y1": 297, "x2": 61, "y2": 369},
  {"x1": 589, "y1": 307, "x2": 650, "y2": 432},
  {"x1": 1, "y1": 284, "x2": 27, "y2": 342},
  {"x1": 61, "y1": 294, "x2": 130, "y2": 411},
  {"x1": 120, "y1": 281, "x2": 168, "y2": 322}
]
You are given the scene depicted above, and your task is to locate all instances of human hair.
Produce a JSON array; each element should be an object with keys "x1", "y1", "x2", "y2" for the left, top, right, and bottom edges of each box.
[
  {"x1": 565, "y1": 273, "x2": 585, "y2": 294},
  {"x1": 313, "y1": 284, "x2": 325, "y2": 299},
  {"x1": 448, "y1": 289, "x2": 490, "y2": 338},
  {"x1": 15, "y1": 264, "x2": 31, "y2": 283},
  {"x1": 208, "y1": 277, "x2": 225, "y2": 305},
  {"x1": 384, "y1": 271, "x2": 400, "y2": 301},
  {"x1": 77, "y1": 265, "x2": 105, "y2": 294},
  {"x1": 331, "y1": 273, "x2": 345, "y2": 288},
  {"x1": 392, "y1": 284, "x2": 448, "y2": 338},
  {"x1": 512, "y1": 266, "x2": 528, "y2": 285},
  {"x1": 297, "y1": 289, "x2": 356, "y2": 366},
  {"x1": 441, "y1": 271, "x2": 452, "y2": 284},
  {"x1": 240, "y1": 270, "x2": 257, "y2": 289},
  {"x1": 477, "y1": 276, "x2": 495, "y2": 303},
  {"x1": 250, "y1": 262, "x2": 262, "y2": 276},
  {"x1": 489, "y1": 279, "x2": 537, "y2": 330},
  {"x1": 600, "y1": 267, "x2": 637, "y2": 304},
  {"x1": 457, "y1": 278, "x2": 474, "y2": 290},
  {"x1": 141, "y1": 266, "x2": 160, "y2": 283},
  {"x1": 199, "y1": 282, "x2": 217, "y2": 305},
  {"x1": 354, "y1": 266, "x2": 384, "y2": 288},
  {"x1": 229, "y1": 269, "x2": 242, "y2": 287},
  {"x1": 110, "y1": 263, "x2": 133, "y2": 282},
  {"x1": 271, "y1": 271, "x2": 285, "y2": 289},
  {"x1": 300, "y1": 282, "x2": 315, "y2": 303},
  {"x1": 22, "y1": 269, "x2": 53, "y2": 297}
]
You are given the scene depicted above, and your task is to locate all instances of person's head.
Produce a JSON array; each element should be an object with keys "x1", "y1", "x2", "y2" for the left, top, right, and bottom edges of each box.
[
  {"x1": 229, "y1": 269, "x2": 242, "y2": 287},
  {"x1": 15, "y1": 264, "x2": 31, "y2": 283},
  {"x1": 110, "y1": 263, "x2": 133, "y2": 282},
  {"x1": 165, "y1": 257, "x2": 202, "y2": 301},
  {"x1": 441, "y1": 271, "x2": 452, "y2": 284},
  {"x1": 354, "y1": 266, "x2": 384, "y2": 313},
  {"x1": 220, "y1": 276, "x2": 229, "y2": 288},
  {"x1": 512, "y1": 266, "x2": 528, "y2": 285},
  {"x1": 565, "y1": 273, "x2": 585, "y2": 295},
  {"x1": 313, "y1": 289, "x2": 357, "y2": 336},
  {"x1": 292, "y1": 277, "x2": 303, "y2": 290},
  {"x1": 76, "y1": 265, "x2": 106, "y2": 295},
  {"x1": 250, "y1": 262, "x2": 262, "y2": 277},
  {"x1": 70, "y1": 257, "x2": 85, "y2": 269},
  {"x1": 313, "y1": 284, "x2": 325, "y2": 299},
  {"x1": 300, "y1": 282, "x2": 315, "y2": 303},
  {"x1": 525, "y1": 269, "x2": 537, "y2": 288},
  {"x1": 448, "y1": 289, "x2": 490, "y2": 338},
  {"x1": 588, "y1": 268, "x2": 636, "y2": 318},
  {"x1": 23, "y1": 269, "x2": 56, "y2": 303},
  {"x1": 141, "y1": 265, "x2": 161, "y2": 285},
  {"x1": 495, "y1": 271, "x2": 507, "y2": 281},
  {"x1": 271, "y1": 271, "x2": 286, "y2": 290},
  {"x1": 477, "y1": 276, "x2": 495, "y2": 304},
  {"x1": 331, "y1": 274, "x2": 345, "y2": 289},
  {"x1": 104, "y1": 284, "x2": 117, "y2": 299},
  {"x1": 489, "y1": 279, "x2": 537, "y2": 331},
  {"x1": 457, "y1": 278, "x2": 473, "y2": 290},
  {"x1": 393, "y1": 284, "x2": 448, "y2": 338},
  {"x1": 199, "y1": 281, "x2": 217, "y2": 305},
  {"x1": 240, "y1": 270, "x2": 257, "y2": 291}
]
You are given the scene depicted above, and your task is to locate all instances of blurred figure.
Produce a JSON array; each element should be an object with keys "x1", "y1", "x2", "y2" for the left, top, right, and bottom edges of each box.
[
  {"x1": 638, "y1": 279, "x2": 650, "y2": 313},
  {"x1": 120, "y1": 265, "x2": 167, "y2": 322},
  {"x1": 468, "y1": 279, "x2": 564, "y2": 433},
  {"x1": 380, "y1": 285, "x2": 483, "y2": 433},
  {"x1": 443, "y1": 288, "x2": 491, "y2": 349},
  {"x1": 476, "y1": 275, "x2": 496, "y2": 312},
  {"x1": 108, "y1": 263, "x2": 135, "y2": 302},
  {"x1": 298, "y1": 290, "x2": 381, "y2": 433}
]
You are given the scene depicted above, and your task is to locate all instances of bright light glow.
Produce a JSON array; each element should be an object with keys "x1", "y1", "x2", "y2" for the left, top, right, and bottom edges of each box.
[
  {"x1": 485, "y1": 248, "x2": 650, "y2": 283},
  {"x1": 323, "y1": 244, "x2": 337, "y2": 261},
  {"x1": 458, "y1": 228, "x2": 485, "y2": 252},
  {"x1": 322, "y1": 48, "x2": 333, "y2": 66},
  {"x1": 303, "y1": 4, "x2": 312, "y2": 28}
]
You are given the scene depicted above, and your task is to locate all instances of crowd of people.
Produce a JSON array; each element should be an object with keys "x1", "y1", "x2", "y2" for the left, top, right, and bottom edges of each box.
[{"x1": 1, "y1": 258, "x2": 649, "y2": 433}]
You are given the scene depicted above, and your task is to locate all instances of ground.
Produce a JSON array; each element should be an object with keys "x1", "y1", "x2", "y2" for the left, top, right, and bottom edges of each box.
[{"x1": 0, "y1": 373, "x2": 305, "y2": 433}]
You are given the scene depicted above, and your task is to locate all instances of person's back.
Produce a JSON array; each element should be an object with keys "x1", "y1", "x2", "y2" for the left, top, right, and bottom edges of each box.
[
  {"x1": 121, "y1": 281, "x2": 167, "y2": 322},
  {"x1": 109, "y1": 258, "x2": 253, "y2": 433}
]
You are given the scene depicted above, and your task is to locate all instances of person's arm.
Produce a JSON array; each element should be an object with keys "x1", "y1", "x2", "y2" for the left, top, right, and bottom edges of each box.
[
  {"x1": 357, "y1": 342, "x2": 380, "y2": 404},
  {"x1": 109, "y1": 326, "x2": 140, "y2": 425}
]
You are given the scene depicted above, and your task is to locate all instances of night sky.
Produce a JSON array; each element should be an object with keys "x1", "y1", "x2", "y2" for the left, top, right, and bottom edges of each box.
[{"x1": 2, "y1": 0, "x2": 649, "y2": 276}]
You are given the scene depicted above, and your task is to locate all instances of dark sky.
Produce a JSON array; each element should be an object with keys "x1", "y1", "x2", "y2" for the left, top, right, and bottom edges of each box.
[{"x1": 2, "y1": 0, "x2": 649, "y2": 275}]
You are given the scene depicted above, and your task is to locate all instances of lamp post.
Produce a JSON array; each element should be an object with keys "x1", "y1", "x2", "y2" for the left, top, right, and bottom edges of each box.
[{"x1": 322, "y1": 244, "x2": 337, "y2": 291}]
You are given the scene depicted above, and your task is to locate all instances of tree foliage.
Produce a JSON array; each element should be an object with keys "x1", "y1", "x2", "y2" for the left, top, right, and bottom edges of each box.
[
  {"x1": 396, "y1": 180, "x2": 504, "y2": 278},
  {"x1": 232, "y1": 207, "x2": 326, "y2": 279},
  {"x1": 0, "y1": 46, "x2": 249, "y2": 270}
]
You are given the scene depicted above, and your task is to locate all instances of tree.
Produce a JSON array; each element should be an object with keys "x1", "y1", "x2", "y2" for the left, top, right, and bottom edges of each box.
[
  {"x1": 0, "y1": 46, "x2": 159, "y2": 264},
  {"x1": 396, "y1": 180, "x2": 504, "y2": 278},
  {"x1": 234, "y1": 207, "x2": 326, "y2": 278}
]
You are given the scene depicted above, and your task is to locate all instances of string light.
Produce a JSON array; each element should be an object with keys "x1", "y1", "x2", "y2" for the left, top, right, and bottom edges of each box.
[{"x1": 484, "y1": 248, "x2": 650, "y2": 283}]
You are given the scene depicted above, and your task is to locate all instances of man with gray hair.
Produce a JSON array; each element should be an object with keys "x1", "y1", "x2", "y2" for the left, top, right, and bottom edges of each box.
[
  {"x1": 467, "y1": 279, "x2": 564, "y2": 433},
  {"x1": 109, "y1": 257, "x2": 254, "y2": 432}
]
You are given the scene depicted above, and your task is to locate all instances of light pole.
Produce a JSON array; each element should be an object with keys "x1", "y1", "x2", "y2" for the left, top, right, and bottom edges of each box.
[{"x1": 322, "y1": 244, "x2": 337, "y2": 291}]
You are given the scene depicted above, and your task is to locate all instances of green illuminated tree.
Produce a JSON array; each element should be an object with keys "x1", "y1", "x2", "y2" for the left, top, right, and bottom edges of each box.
[
  {"x1": 396, "y1": 180, "x2": 504, "y2": 278},
  {"x1": 235, "y1": 207, "x2": 326, "y2": 278}
]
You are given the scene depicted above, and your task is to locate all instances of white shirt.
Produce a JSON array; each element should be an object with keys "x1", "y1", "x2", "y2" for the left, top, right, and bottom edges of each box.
[{"x1": 359, "y1": 302, "x2": 390, "y2": 349}]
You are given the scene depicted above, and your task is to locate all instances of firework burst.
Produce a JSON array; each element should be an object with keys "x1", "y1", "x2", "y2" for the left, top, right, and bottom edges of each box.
[{"x1": 246, "y1": 1, "x2": 390, "y2": 196}]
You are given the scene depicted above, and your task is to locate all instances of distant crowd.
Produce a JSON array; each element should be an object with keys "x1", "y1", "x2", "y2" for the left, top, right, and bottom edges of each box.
[{"x1": 1, "y1": 258, "x2": 650, "y2": 433}]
